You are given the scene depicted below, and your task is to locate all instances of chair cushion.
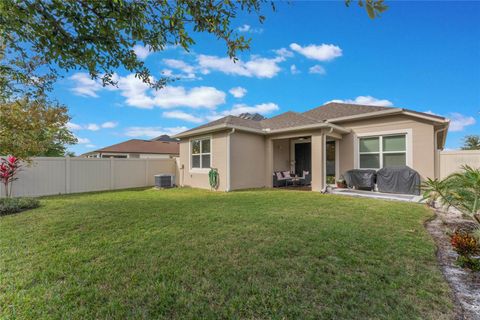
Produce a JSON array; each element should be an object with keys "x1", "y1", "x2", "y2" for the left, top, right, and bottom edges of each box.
[
  {"x1": 303, "y1": 170, "x2": 309, "y2": 176},
  {"x1": 275, "y1": 172, "x2": 283, "y2": 180},
  {"x1": 282, "y1": 171, "x2": 291, "y2": 178}
]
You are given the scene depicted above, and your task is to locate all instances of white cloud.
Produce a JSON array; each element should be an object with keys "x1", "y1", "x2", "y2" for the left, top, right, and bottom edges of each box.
[
  {"x1": 289, "y1": 43, "x2": 342, "y2": 61},
  {"x1": 425, "y1": 111, "x2": 476, "y2": 132},
  {"x1": 133, "y1": 44, "x2": 152, "y2": 60},
  {"x1": 86, "y1": 123, "x2": 100, "y2": 131},
  {"x1": 115, "y1": 74, "x2": 155, "y2": 108},
  {"x1": 204, "y1": 102, "x2": 279, "y2": 122},
  {"x1": 197, "y1": 54, "x2": 284, "y2": 79},
  {"x1": 85, "y1": 144, "x2": 96, "y2": 148},
  {"x1": 274, "y1": 48, "x2": 294, "y2": 58},
  {"x1": 238, "y1": 24, "x2": 251, "y2": 32},
  {"x1": 229, "y1": 87, "x2": 247, "y2": 98},
  {"x1": 309, "y1": 65, "x2": 326, "y2": 75},
  {"x1": 69, "y1": 73, "x2": 102, "y2": 97},
  {"x1": 125, "y1": 126, "x2": 188, "y2": 138},
  {"x1": 101, "y1": 121, "x2": 118, "y2": 129},
  {"x1": 152, "y1": 86, "x2": 226, "y2": 109},
  {"x1": 162, "y1": 110, "x2": 203, "y2": 123},
  {"x1": 237, "y1": 24, "x2": 263, "y2": 34},
  {"x1": 162, "y1": 69, "x2": 174, "y2": 77},
  {"x1": 67, "y1": 121, "x2": 117, "y2": 131},
  {"x1": 290, "y1": 64, "x2": 300, "y2": 74},
  {"x1": 70, "y1": 72, "x2": 226, "y2": 110},
  {"x1": 76, "y1": 137, "x2": 90, "y2": 144},
  {"x1": 67, "y1": 122, "x2": 82, "y2": 130},
  {"x1": 228, "y1": 102, "x2": 279, "y2": 116},
  {"x1": 327, "y1": 96, "x2": 393, "y2": 107},
  {"x1": 163, "y1": 58, "x2": 196, "y2": 75}
]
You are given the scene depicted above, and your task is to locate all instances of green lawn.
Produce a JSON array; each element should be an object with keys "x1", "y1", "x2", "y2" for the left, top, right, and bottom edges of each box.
[{"x1": 0, "y1": 188, "x2": 453, "y2": 319}]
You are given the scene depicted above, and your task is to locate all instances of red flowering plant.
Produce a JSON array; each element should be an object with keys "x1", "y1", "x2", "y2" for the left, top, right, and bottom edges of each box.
[
  {"x1": 0, "y1": 156, "x2": 21, "y2": 198},
  {"x1": 451, "y1": 231, "x2": 479, "y2": 256}
]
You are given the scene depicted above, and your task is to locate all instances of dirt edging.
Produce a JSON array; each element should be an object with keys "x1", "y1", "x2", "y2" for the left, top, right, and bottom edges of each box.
[{"x1": 425, "y1": 209, "x2": 480, "y2": 320}]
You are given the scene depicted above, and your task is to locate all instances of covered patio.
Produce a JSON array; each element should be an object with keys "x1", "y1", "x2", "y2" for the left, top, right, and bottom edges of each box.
[{"x1": 265, "y1": 125, "x2": 348, "y2": 192}]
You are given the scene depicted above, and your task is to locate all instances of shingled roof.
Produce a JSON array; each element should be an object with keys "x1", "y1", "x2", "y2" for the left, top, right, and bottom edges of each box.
[
  {"x1": 177, "y1": 115, "x2": 264, "y2": 136},
  {"x1": 174, "y1": 102, "x2": 447, "y2": 138},
  {"x1": 260, "y1": 111, "x2": 319, "y2": 130},
  {"x1": 92, "y1": 139, "x2": 179, "y2": 155},
  {"x1": 303, "y1": 102, "x2": 391, "y2": 121}
]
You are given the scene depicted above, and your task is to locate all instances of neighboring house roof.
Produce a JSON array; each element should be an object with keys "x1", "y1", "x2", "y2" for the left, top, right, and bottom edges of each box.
[
  {"x1": 152, "y1": 134, "x2": 180, "y2": 142},
  {"x1": 85, "y1": 139, "x2": 179, "y2": 155},
  {"x1": 174, "y1": 102, "x2": 449, "y2": 139}
]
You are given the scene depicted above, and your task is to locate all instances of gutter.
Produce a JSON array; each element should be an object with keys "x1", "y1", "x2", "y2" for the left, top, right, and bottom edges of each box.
[
  {"x1": 326, "y1": 108, "x2": 449, "y2": 125},
  {"x1": 173, "y1": 124, "x2": 262, "y2": 139},
  {"x1": 264, "y1": 122, "x2": 350, "y2": 135},
  {"x1": 435, "y1": 125, "x2": 449, "y2": 150},
  {"x1": 434, "y1": 125, "x2": 449, "y2": 179},
  {"x1": 174, "y1": 122, "x2": 350, "y2": 139}
]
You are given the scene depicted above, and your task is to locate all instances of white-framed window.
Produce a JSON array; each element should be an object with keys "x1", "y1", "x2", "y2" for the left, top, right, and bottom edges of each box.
[
  {"x1": 191, "y1": 137, "x2": 211, "y2": 169},
  {"x1": 359, "y1": 134, "x2": 406, "y2": 169}
]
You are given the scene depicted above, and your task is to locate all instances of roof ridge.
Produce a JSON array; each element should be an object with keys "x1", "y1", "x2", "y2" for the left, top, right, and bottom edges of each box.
[{"x1": 322, "y1": 101, "x2": 393, "y2": 109}]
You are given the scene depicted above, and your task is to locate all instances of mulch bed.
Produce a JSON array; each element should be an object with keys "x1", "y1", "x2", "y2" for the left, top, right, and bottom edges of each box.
[{"x1": 425, "y1": 208, "x2": 480, "y2": 320}]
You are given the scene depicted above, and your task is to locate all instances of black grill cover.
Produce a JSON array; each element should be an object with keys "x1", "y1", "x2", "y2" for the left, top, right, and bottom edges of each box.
[
  {"x1": 376, "y1": 166, "x2": 421, "y2": 195},
  {"x1": 344, "y1": 169, "x2": 376, "y2": 190}
]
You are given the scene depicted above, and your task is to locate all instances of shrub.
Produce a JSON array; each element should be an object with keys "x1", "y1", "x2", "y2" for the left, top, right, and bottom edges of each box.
[
  {"x1": 422, "y1": 165, "x2": 480, "y2": 226},
  {"x1": 456, "y1": 255, "x2": 480, "y2": 272},
  {"x1": 0, "y1": 197, "x2": 40, "y2": 216},
  {"x1": 450, "y1": 231, "x2": 479, "y2": 256},
  {"x1": 0, "y1": 156, "x2": 21, "y2": 198},
  {"x1": 473, "y1": 228, "x2": 480, "y2": 242},
  {"x1": 326, "y1": 176, "x2": 336, "y2": 185}
]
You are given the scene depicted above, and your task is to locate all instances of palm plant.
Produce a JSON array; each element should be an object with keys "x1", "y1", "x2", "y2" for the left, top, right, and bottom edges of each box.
[
  {"x1": 461, "y1": 135, "x2": 480, "y2": 150},
  {"x1": 422, "y1": 165, "x2": 480, "y2": 225}
]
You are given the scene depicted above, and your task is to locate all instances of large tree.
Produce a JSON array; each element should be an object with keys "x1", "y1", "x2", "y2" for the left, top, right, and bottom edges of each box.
[
  {"x1": 0, "y1": 98, "x2": 77, "y2": 159},
  {"x1": 461, "y1": 135, "x2": 480, "y2": 150},
  {"x1": 0, "y1": 0, "x2": 387, "y2": 98}
]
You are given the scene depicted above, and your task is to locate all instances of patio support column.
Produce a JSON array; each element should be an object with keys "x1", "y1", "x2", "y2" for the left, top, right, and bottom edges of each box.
[
  {"x1": 311, "y1": 131, "x2": 325, "y2": 192},
  {"x1": 265, "y1": 137, "x2": 274, "y2": 188}
]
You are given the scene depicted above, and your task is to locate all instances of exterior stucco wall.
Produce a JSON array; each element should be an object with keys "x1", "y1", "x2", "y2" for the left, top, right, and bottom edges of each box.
[
  {"x1": 178, "y1": 131, "x2": 228, "y2": 191},
  {"x1": 337, "y1": 115, "x2": 436, "y2": 179},
  {"x1": 230, "y1": 131, "x2": 266, "y2": 190},
  {"x1": 273, "y1": 139, "x2": 290, "y2": 172}
]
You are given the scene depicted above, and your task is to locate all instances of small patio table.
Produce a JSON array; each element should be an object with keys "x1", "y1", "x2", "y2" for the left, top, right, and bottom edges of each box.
[{"x1": 290, "y1": 176, "x2": 301, "y2": 187}]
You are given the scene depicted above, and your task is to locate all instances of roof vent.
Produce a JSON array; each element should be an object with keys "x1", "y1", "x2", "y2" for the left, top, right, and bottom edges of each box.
[{"x1": 238, "y1": 113, "x2": 265, "y2": 121}]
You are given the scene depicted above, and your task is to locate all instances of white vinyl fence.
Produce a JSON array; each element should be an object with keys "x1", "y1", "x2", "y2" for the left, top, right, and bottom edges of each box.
[
  {"x1": 439, "y1": 150, "x2": 480, "y2": 179},
  {"x1": 0, "y1": 157, "x2": 178, "y2": 198}
]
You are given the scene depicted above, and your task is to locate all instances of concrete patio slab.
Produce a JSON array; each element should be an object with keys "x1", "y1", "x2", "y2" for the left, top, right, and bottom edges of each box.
[{"x1": 329, "y1": 187, "x2": 423, "y2": 203}]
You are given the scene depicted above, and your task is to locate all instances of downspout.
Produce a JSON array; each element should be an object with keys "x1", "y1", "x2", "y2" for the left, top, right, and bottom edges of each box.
[
  {"x1": 226, "y1": 128, "x2": 236, "y2": 192},
  {"x1": 322, "y1": 128, "x2": 334, "y2": 193},
  {"x1": 434, "y1": 126, "x2": 448, "y2": 179}
]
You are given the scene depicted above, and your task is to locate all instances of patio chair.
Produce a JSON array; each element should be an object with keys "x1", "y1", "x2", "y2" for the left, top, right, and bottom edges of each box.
[
  {"x1": 273, "y1": 171, "x2": 293, "y2": 187},
  {"x1": 299, "y1": 171, "x2": 311, "y2": 186}
]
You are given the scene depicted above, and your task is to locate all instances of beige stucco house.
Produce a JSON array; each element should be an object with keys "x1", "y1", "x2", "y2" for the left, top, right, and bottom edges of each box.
[{"x1": 174, "y1": 102, "x2": 449, "y2": 192}]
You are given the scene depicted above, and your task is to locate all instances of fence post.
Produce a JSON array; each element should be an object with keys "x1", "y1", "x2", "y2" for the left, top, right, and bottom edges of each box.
[
  {"x1": 110, "y1": 158, "x2": 115, "y2": 190},
  {"x1": 65, "y1": 157, "x2": 71, "y2": 194}
]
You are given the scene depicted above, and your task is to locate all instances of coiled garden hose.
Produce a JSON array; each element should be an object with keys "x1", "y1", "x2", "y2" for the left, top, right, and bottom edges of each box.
[{"x1": 209, "y1": 168, "x2": 219, "y2": 189}]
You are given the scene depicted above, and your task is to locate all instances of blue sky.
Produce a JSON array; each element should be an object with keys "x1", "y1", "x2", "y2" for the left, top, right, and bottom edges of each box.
[{"x1": 52, "y1": 1, "x2": 480, "y2": 155}]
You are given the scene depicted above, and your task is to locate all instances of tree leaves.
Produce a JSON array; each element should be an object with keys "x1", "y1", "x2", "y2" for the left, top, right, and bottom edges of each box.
[
  {"x1": 461, "y1": 135, "x2": 480, "y2": 150},
  {"x1": 0, "y1": 0, "x2": 387, "y2": 99},
  {"x1": 0, "y1": 98, "x2": 77, "y2": 160}
]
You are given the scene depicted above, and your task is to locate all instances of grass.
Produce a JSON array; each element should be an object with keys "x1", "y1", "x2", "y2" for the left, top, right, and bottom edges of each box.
[{"x1": 0, "y1": 188, "x2": 453, "y2": 319}]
